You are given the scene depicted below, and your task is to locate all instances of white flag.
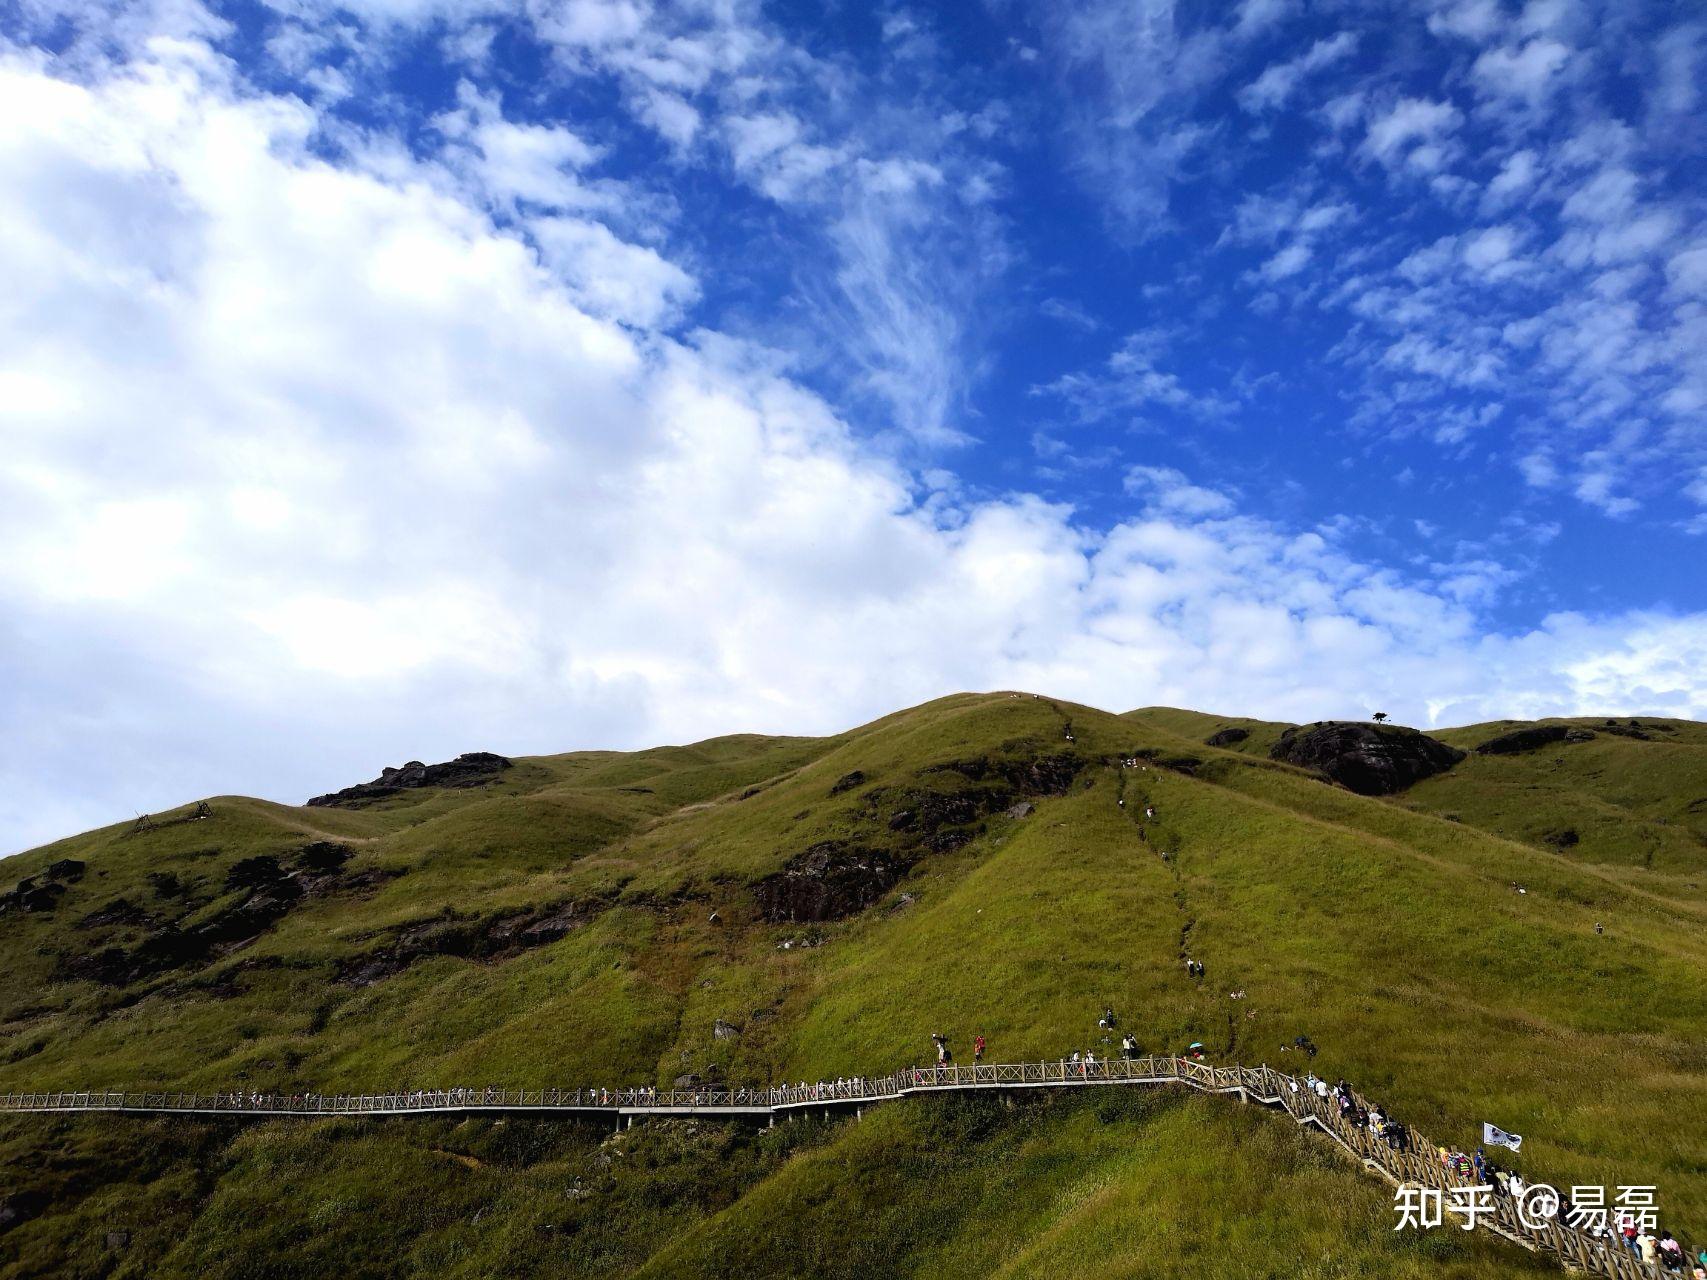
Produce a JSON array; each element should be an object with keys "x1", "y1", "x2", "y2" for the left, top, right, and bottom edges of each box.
[{"x1": 1482, "y1": 1122, "x2": 1523, "y2": 1152}]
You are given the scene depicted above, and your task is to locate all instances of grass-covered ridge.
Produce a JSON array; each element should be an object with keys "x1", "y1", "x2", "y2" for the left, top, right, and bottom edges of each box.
[{"x1": 2, "y1": 692, "x2": 1703, "y2": 1277}]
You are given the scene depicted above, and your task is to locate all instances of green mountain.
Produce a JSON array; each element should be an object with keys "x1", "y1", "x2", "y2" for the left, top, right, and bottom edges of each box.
[{"x1": 2, "y1": 693, "x2": 1704, "y2": 1278}]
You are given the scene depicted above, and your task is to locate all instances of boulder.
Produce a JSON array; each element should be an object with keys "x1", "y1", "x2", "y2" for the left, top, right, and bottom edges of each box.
[
  {"x1": 308, "y1": 752, "x2": 511, "y2": 807},
  {"x1": 1474, "y1": 725, "x2": 1578, "y2": 755},
  {"x1": 1270, "y1": 722, "x2": 1464, "y2": 796},
  {"x1": 1005, "y1": 802, "x2": 1033, "y2": 819},
  {"x1": 1205, "y1": 728, "x2": 1250, "y2": 748},
  {"x1": 0, "y1": 1190, "x2": 48, "y2": 1235},
  {"x1": 295, "y1": 841, "x2": 353, "y2": 873},
  {"x1": 713, "y1": 1018, "x2": 741, "y2": 1040},
  {"x1": 752, "y1": 842, "x2": 903, "y2": 923},
  {"x1": 828, "y1": 770, "x2": 867, "y2": 795}
]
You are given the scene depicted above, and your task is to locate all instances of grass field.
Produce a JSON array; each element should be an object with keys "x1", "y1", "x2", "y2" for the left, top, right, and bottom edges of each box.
[{"x1": 2, "y1": 692, "x2": 1703, "y2": 1276}]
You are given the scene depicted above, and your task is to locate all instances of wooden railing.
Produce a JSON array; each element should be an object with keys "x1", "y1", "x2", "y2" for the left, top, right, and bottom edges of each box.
[{"x1": 0, "y1": 1059, "x2": 1684, "y2": 1277}]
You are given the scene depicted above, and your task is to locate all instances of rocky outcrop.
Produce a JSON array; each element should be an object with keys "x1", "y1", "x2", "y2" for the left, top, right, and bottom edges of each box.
[
  {"x1": 307, "y1": 753, "x2": 511, "y2": 807},
  {"x1": 336, "y1": 899, "x2": 600, "y2": 987},
  {"x1": 1205, "y1": 728, "x2": 1250, "y2": 748},
  {"x1": 1270, "y1": 722, "x2": 1464, "y2": 796},
  {"x1": 1474, "y1": 725, "x2": 1594, "y2": 755},
  {"x1": 923, "y1": 753, "x2": 1083, "y2": 796},
  {"x1": 0, "y1": 879, "x2": 66, "y2": 914},
  {"x1": 828, "y1": 770, "x2": 867, "y2": 795},
  {"x1": 59, "y1": 842, "x2": 380, "y2": 987},
  {"x1": 752, "y1": 843, "x2": 902, "y2": 923},
  {"x1": 0, "y1": 1190, "x2": 48, "y2": 1235}
]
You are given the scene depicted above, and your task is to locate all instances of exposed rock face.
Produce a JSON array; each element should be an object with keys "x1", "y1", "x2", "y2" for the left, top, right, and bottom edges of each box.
[
  {"x1": 58, "y1": 842, "x2": 381, "y2": 986},
  {"x1": 308, "y1": 752, "x2": 511, "y2": 807},
  {"x1": 828, "y1": 770, "x2": 867, "y2": 795},
  {"x1": 336, "y1": 900, "x2": 599, "y2": 987},
  {"x1": 0, "y1": 880, "x2": 66, "y2": 914},
  {"x1": 1474, "y1": 725, "x2": 1593, "y2": 755},
  {"x1": 1270, "y1": 722, "x2": 1464, "y2": 796},
  {"x1": 753, "y1": 843, "x2": 902, "y2": 923},
  {"x1": 924, "y1": 753, "x2": 1083, "y2": 795},
  {"x1": 1205, "y1": 728, "x2": 1250, "y2": 748},
  {"x1": 0, "y1": 1190, "x2": 49, "y2": 1235}
]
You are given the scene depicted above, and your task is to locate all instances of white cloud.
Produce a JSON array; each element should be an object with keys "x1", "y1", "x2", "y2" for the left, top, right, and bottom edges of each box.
[
  {"x1": 1123, "y1": 466, "x2": 1235, "y2": 516},
  {"x1": 1238, "y1": 31, "x2": 1358, "y2": 114},
  {"x1": 435, "y1": 82, "x2": 609, "y2": 210},
  {"x1": 1461, "y1": 223, "x2": 1525, "y2": 277},
  {"x1": 1482, "y1": 148, "x2": 1541, "y2": 213},
  {"x1": 1426, "y1": 0, "x2": 1506, "y2": 42},
  {"x1": 1362, "y1": 97, "x2": 1462, "y2": 172},
  {"x1": 1472, "y1": 38, "x2": 1572, "y2": 106},
  {"x1": 6, "y1": 8, "x2": 1707, "y2": 858}
]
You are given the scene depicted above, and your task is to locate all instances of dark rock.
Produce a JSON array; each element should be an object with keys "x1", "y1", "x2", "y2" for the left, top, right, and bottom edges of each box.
[
  {"x1": 307, "y1": 752, "x2": 512, "y2": 807},
  {"x1": 924, "y1": 829, "x2": 974, "y2": 853},
  {"x1": 1474, "y1": 725, "x2": 1573, "y2": 755},
  {"x1": 752, "y1": 842, "x2": 902, "y2": 923},
  {"x1": 1205, "y1": 728, "x2": 1250, "y2": 748},
  {"x1": 226, "y1": 856, "x2": 288, "y2": 892},
  {"x1": 0, "y1": 1190, "x2": 49, "y2": 1235},
  {"x1": 295, "y1": 841, "x2": 353, "y2": 873},
  {"x1": 1601, "y1": 725, "x2": 1652, "y2": 741},
  {"x1": 78, "y1": 898, "x2": 156, "y2": 930},
  {"x1": 44, "y1": 859, "x2": 86, "y2": 881},
  {"x1": 1, "y1": 881, "x2": 66, "y2": 914},
  {"x1": 106, "y1": 1230, "x2": 131, "y2": 1250},
  {"x1": 925, "y1": 753, "x2": 1083, "y2": 796},
  {"x1": 1543, "y1": 828, "x2": 1580, "y2": 849},
  {"x1": 57, "y1": 880, "x2": 302, "y2": 986},
  {"x1": 336, "y1": 899, "x2": 603, "y2": 987},
  {"x1": 888, "y1": 810, "x2": 915, "y2": 831},
  {"x1": 1564, "y1": 728, "x2": 1596, "y2": 743},
  {"x1": 146, "y1": 871, "x2": 185, "y2": 898},
  {"x1": 1270, "y1": 722, "x2": 1464, "y2": 796},
  {"x1": 829, "y1": 770, "x2": 867, "y2": 795}
]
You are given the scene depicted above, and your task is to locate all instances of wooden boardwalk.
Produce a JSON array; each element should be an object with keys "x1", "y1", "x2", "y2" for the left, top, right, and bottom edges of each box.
[{"x1": 0, "y1": 1057, "x2": 1679, "y2": 1278}]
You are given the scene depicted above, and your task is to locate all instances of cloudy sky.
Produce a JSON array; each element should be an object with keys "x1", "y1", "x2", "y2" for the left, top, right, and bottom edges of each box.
[{"x1": 2, "y1": 0, "x2": 1704, "y2": 852}]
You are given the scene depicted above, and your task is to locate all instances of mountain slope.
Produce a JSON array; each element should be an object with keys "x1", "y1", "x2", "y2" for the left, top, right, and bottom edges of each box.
[{"x1": 1, "y1": 693, "x2": 1703, "y2": 1277}]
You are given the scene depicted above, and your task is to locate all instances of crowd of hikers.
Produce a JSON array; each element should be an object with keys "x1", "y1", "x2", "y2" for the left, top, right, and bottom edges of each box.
[{"x1": 911, "y1": 1013, "x2": 1697, "y2": 1276}]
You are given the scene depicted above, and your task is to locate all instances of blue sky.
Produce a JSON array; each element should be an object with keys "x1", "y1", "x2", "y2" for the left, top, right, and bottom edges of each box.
[{"x1": 1, "y1": 0, "x2": 1704, "y2": 852}]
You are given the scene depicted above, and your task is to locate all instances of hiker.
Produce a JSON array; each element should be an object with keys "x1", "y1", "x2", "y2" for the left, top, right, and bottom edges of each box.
[
  {"x1": 974, "y1": 1035, "x2": 986, "y2": 1062},
  {"x1": 1099, "y1": 1006, "x2": 1116, "y2": 1029},
  {"x1": 1658, "y1": 1231, "x2": 1683, "y2": 1271},
  {"x1": 1145, "y1": 806, "x2": 1155, "y2": 819},
  {"x1": 1595, "y1": 922, "x2": 1604, "y2": 935},
  {"x1": 1618, "y1": 1211, "x2": 1639, "y2": 1253},
  {"x1": 1472, "y1": 1148, "x2": 1487, "y2": 1182}
]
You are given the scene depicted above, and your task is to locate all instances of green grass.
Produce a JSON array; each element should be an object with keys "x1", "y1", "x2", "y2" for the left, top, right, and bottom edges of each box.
[{"x1": 2, "y1": 692, "x2": 1703, "y2": 1276}]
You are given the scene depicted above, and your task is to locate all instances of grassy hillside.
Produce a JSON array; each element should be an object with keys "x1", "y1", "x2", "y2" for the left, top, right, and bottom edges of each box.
[{"x1": 2, "y1": 693, "x2": 1703, "y2": 1277}]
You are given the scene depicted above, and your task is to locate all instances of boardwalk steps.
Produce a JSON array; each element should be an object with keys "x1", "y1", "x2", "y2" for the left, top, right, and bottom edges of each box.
[{"x1": 0, "y1": 1057, "x2": 1680, "y2": 1278}]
